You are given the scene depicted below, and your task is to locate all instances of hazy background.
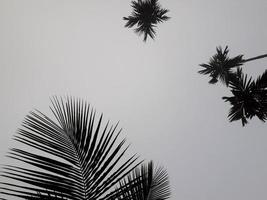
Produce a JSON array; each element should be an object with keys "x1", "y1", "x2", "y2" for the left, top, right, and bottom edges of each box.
[{"x1": 1, "y1": 0, "x2": 267, "y2": 200}]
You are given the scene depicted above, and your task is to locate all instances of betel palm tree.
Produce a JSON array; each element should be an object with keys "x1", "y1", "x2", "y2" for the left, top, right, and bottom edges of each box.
[
  {"x1": 198, "y1": 46, "x2": 267, "y2": 86},
  {"x1": 199, "y1": 46, "x2": 267, "y2": 126},
  {"x1": 123, "y1": 0, "x2": 170, "y2": 42},
  {"x1": 223, "y1": 68, "x2": 267, "y2": 126},
  {"x1": 0, "y1": 97, "x2": 144, "y2": 200}
]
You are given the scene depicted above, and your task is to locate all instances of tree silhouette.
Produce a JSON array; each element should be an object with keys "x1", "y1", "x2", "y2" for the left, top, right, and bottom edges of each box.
[
  {"x1": 0, "y1": 97, "x2": 171, "y2": 200},
  {"x1": 199, "y1": 46, "x2": 267, "y2": 86},
  {"x1": 199, "y1": 46, "x2": 267, "y2": 126},
  {"x1": 198, "y1": 46, "x2": 244, "y2": 86},
  {"x1": 223, "y1": 68, "x2": 267, "y2": 126},
  {"x1": 123, "y1": 0, "x2": 170, "y2": 42}
]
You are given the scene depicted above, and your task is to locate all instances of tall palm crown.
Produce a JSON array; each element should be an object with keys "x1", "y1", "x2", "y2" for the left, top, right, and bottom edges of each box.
[
  {"x1": 223, "y1": 68, "x2": 267, "y2": 126},
  {"x1": 123, "y1": 0, "x2": 170, "y2": 42},
  {"x1": 198, "y1": 46, "x2": 244, "y2": 86},
  {"x1": 0, "y1": 97, "x2": 141, "y2": 200}
]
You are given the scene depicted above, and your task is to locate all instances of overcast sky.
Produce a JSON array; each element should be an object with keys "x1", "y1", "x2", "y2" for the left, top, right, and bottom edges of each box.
[{"x1": 1, "y1": 1, "x2": 267, "y2": 200}]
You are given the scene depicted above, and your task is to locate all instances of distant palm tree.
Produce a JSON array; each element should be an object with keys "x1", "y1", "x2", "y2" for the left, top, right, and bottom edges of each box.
[
  {"x1": 223, "y1": 68, "x2": 267, "y2": 126},
  {"x1": 198, "y1": 46, "x2": 267, "y2": 86},
  {"x1": 123, "y1": 0, "x2": 170, "y2": 42},
  {"x1": 0, "y1": 97, "x2": 171, "y2": 200},
  {"x1": 199, "y1": 46, "x2": 267, "y2": 126}
]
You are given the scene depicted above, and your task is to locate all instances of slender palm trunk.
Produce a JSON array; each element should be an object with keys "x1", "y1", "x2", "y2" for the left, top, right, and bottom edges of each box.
[{"x1": 242, "y1": 54, "x2": 267, "y2": 63}]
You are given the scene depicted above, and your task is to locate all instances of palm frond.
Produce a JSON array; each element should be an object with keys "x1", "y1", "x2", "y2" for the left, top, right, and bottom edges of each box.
[
  {"x1": 199, "y1": 46, "x2": 244, "y2": 86},
  {"x1": 123, "y1": 0, "x2": 170, "y2": 42},
  {"x1": 0, "y1": 97, "x2": 141, "y2": 200},
  {"x1": 109, "y1": 161, "x2": 171, "y2": 200}
]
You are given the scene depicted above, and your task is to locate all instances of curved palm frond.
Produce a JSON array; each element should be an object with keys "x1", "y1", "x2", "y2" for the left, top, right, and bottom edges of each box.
[
  {"x1": 109, "y1": 161, "x2": 171, "y2": 200},
  {"x1": 0, "y1": 97, "x2": 141, "y2": 200},
  {"x1": 199, "y1": 46, "x2": 244, "y2": 86},
  {"x1": 223, "y1": 68, "x2": 267, "y2": 126},
  {"x1": 123, "y1": 0, "x2": 170, "y2": 42}
]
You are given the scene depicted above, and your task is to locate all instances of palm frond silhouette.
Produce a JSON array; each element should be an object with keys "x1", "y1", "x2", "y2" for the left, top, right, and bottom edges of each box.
[
  {"x1": 198, "y1": 46, "x2": 267, "y2": 86},
  {"x1": 0, "y1": 97, "x2": 142, "y2": 200},
  {"x1": 123, "y1": 0, "x2": 170, "y2": 42},
  {"x1": 110, "y1": 161, "x2": 170, "y2": 200},
  {"x1": 223, "y1": 68, "x2": 267, "y2": 126}
]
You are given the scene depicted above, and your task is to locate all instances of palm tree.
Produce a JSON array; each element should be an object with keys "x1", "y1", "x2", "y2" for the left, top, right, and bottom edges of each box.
[
  {"x1": 199, "y1": 46, "x2": 267, "y2": 126},
  {"x1": 123, "y1": 0, "x2": 170, "y2": 42},
  {"x1": 198, "y1": 46, "x2": 267, "y2": 86},
  {"x1": 0, "y1": 97, "x2": 146, "y2": 200},
  {"x1": 223, "y1": 68, "x2": 267, "y2": 126}
]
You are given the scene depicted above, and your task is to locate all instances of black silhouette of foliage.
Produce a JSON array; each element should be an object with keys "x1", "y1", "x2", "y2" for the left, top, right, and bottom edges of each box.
[
  {"x1": 111, "y1": 161, "x2": 171, "y2": 200},
  {"x1": 0, "y1": 97, "x2": 141, "y2": 200},
  {"x1": 199, "y1": 45, "x2": 267, "y2": 126},
  {"x1": 223, "y1": 68, "x2": 267, "y2": 126},
  {"x1": 123, "y1": 0, "x2": 170, "y2": 42},
  {"x1": 199, "y1": 46, "x2": 244, "y2": 86}
]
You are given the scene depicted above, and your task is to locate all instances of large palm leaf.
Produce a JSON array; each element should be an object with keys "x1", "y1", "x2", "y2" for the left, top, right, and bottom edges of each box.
[
  {"x1": 123, "y1": 0, "x2": 170, "y2": 42},
  {"x1": 0, "y1": 97, "x2": 141, "y2": 200},
  {"x1": 223, "y1": 68, "x2": 267, "y2": 126},
  {"x1": 109, "y1": 161, "x2": 171, "y2": 200}
]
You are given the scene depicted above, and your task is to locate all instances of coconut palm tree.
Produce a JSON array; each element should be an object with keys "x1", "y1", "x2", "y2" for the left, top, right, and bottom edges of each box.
[
  {"x1": 223, "y1": 68, "x2": 267, "y2": 126},
  {"x1": 123, "y1": 0, "x2": 170, "y2": 42},
  {"x1": 198, "y1": 46, "x2": 267, "y2": 86}
]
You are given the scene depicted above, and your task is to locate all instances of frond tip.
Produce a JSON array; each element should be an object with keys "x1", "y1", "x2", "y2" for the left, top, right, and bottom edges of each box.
[{"x1": 123, "y1": 0, "x2": 170, "y2": 42}]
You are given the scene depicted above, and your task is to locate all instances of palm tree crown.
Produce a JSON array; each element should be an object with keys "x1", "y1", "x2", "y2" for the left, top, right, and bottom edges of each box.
[
  {"x1": 123, "y1": 0, "x2": 170, "y2": 42},
  {"x1": 223, "y1": 68, "x2": 267, "y2": 126},
  {"x1": 198, "y1": 46, "x2": 244, "y2": 86}
]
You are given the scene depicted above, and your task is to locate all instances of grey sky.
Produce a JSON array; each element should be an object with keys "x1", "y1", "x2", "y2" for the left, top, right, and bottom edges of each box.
[{"x1": 1, "y1": 0, "x2": 267, "y2": 200}]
